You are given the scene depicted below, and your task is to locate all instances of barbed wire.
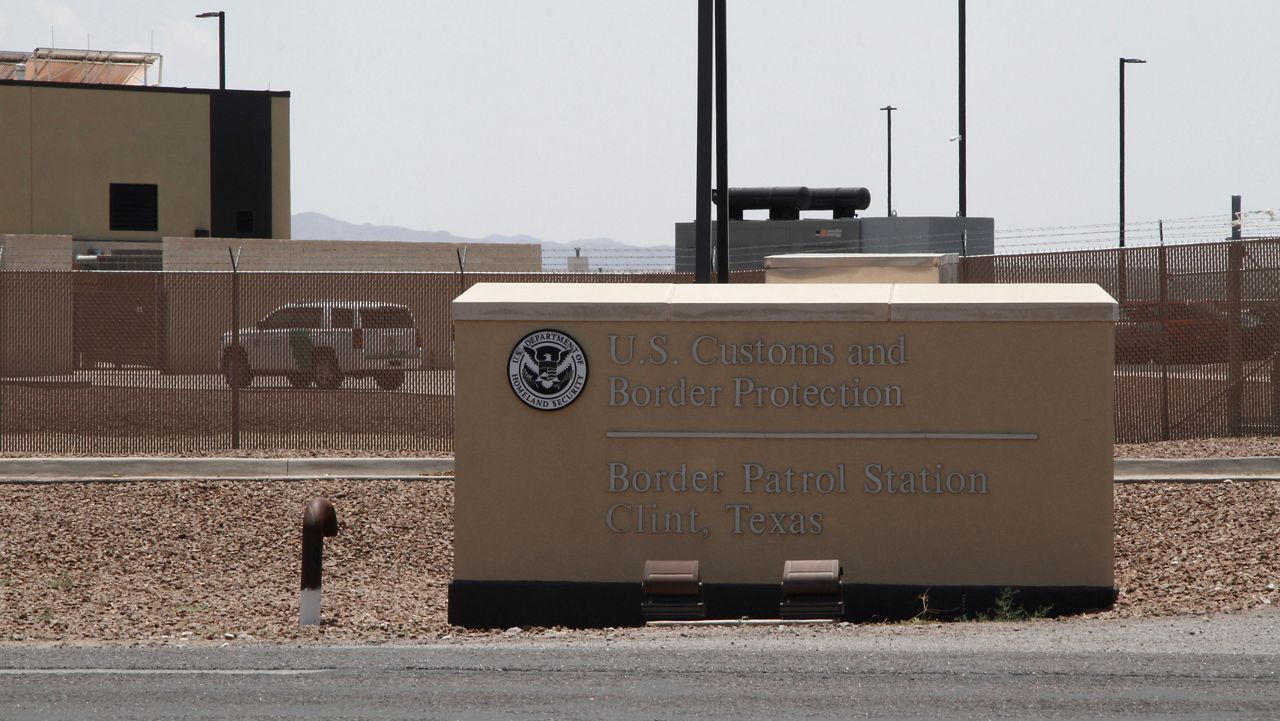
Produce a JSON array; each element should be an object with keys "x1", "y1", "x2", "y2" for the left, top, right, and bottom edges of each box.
[{"x1": 13, "y1": 211, "x2": 1274, "y2": 273}]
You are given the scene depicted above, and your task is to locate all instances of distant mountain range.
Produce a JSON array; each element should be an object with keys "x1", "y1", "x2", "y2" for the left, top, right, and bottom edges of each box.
[{"x1": 291, "y1": 212, "x2": 673, "y2": 271}]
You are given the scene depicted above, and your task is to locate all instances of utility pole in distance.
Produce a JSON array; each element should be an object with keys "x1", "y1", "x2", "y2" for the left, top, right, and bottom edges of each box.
[
  {"x1": 1119, "y1": 57, "x2": 1146, "y2": 247},
  {"x1": 880, "y1": 105, "x2": 897, "y2": 216},
  {"x1": 714, "y1": 0, "x2": 729, "y2": 283},
  {"x1": 957, "y1": 0, "x2": 966, "y2": 217},
  {"x1": 694, "y1": 0, "x2": 713, "y2": 283}
]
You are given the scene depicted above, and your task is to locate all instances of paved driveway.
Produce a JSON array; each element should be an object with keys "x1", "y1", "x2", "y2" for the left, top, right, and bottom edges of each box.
[{"x1": 1, "y1": 612, "x2": 1276, "y2": 720}]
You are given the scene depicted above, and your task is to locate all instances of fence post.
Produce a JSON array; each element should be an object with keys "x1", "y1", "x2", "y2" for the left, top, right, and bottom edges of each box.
[
  {"x1": 1117, "y1": 246, "x2": 1128, "y2": 304},
  {"x1": 1158, "y1": 227, "x2": 1169, "y2": 440},
  {"x1": 0, "y1": 251, "x2": 5, "y2": 450},
  {"x1": 1272, "y1": 353, "x2": 1280, "y2": 433},
  {"x1": 1227, "y1": 242, "x2": 1243, "y2": 436},
  {"x1": 229, "y1": 247, "x2": 242, "y2": 450}
]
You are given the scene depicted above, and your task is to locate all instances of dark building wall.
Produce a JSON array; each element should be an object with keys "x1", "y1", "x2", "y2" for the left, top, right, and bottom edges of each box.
[{"x1": 210, "y1": 91, "x2": 273, "y2": 238}]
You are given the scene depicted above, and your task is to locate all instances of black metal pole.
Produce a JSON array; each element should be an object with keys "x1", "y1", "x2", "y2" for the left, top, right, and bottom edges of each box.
[
  {"x1": 217, "y1": 12, "x2": 225, "y2": 90},
  {"x1": 714, "y1": 0, "x2": 728, "y2": 283},
  {"x1": 958, "y1": 0, "x2": 966, "y2": 217},
  {"x1": 1231, "y1": 194, "x2": 1242, "y2": 240},
  {"x1": 1119, "y1": 57, "x2": 1145, "y2": 247},
  {"x1": 0, "y1": 259, "x2": 5, "y2": 450},
  {"x1": 694, "y1": 0, "x2": 713, "y2": 283},
  {"x1": 1158, "y1": 221, "x2": 1169, "y2": 440},
  {"x1": 881, "y1": 106, "x2": 896, "y2": 216},
  {"x1": 229, "y1": 248, "x2": 240, "y2": 450},
  {"x1": 230, "y1": 248, "x2": 240, "y2": 449},
  {"x1": 1119, "y1": 58, "x2": 1126, "y2": 248}
]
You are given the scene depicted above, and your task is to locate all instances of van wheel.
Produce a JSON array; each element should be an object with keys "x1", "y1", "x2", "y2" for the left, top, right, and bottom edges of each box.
[
  {"x1": 287, "y1": 372, "x2": 314, "y2": 388},
  {"x1": 314, "y1": 352, "x2": 342, "y2": 390},
  {"x1": 374, "y1": 371, "x2": 405, "y2": 390},
  {"x1": 224, "y1": 351, "x2": 252, "y2": 389}
]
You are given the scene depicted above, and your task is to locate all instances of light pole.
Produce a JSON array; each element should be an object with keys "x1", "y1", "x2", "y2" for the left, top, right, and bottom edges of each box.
[
  {"x1": 197, "y1": 11, "x2": 225, "y2": 90},
  {"x1": 693, "y1": 0, "x2": 713, "y2": 282},
  {"x1": 957, "y1": 0, "x2": 966, "y2": 217},
  {"x1": 880, "y1": 105, "x2": 897, "y2": 216},
  {"x1": 1119, "y1": 57, "x2": 1146, "y2": 247},
  {"x1": 715, "y1": 0, "x2": 728, "y2": 283}
]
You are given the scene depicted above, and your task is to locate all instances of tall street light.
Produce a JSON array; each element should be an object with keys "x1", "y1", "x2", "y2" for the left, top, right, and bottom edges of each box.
[
  {"x1": 957, "y1": 0, "x2": 966, "y2": 217},
  {"x1": 1119, "y1": 57, "x2": 1146, "y2": 247},
  {"x1": 197, "y1": 11, "x2": 225, "y2": 90},
  {"x1": 694, "y1": 0, "x2": 712, "y2": 282},
  {"x1": 880, "y1": 105, "x2": 897, "y2": 216},
  {"x1": 714, "y1": 0, "x2": 728, "y2": 283}
]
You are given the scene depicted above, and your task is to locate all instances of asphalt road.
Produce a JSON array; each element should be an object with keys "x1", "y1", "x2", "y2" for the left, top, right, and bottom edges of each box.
[{"x1": 1, "y1": 612, "x2": 1277, "y2": 720}]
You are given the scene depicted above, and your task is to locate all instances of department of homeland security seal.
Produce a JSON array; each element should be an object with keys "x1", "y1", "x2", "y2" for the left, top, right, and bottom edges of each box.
[{"x1": 508, "y1": 329, "x2": 588, "y2": 410}]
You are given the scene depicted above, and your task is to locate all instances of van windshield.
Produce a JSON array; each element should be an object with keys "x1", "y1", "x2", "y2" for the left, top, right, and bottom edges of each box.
[{"x1": 360, "y1": 306, "x2": 414, "y2": 328}]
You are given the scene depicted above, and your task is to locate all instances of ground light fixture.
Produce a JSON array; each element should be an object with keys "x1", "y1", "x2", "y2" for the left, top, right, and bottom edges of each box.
[
  {"x1": 641, "y1": 560, "x2": 705, "y2": 621},
  {"x1": 196, "y1": 11, "x2": 225, "y2": 90}
]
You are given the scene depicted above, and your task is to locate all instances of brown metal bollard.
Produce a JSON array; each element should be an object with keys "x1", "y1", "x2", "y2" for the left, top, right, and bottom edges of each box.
[{"x1": 300, "y1": 498, "x2": 339, "y2": 625}]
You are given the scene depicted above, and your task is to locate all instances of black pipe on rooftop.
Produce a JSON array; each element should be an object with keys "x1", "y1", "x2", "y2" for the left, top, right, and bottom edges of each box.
[
  {"x1": 809, "y1": 187, "x2": 872, "y2": 219},
  {"x1": 712, "y1": 186, "x2": 811, "y2": 220},
  {"x1": 712, "y1": 186, "x2": 870, "y2": 220}
]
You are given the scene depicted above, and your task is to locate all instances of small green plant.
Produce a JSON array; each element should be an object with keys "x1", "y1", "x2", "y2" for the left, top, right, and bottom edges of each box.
[
  {"x1": 979, "y1": 587, "x2": 1053, "y2": 622},
  {"x1": 47, "y1": 573, "x2": 74, "y2": 591}
]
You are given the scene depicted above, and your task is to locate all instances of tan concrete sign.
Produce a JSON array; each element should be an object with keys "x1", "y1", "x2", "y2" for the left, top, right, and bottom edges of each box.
[
  {"x1": 451, "y1": 283, "x2": 1117, "y2": 627},
  {"x1": 764, "y1": 253, "x2": 959, "y2": 284}
]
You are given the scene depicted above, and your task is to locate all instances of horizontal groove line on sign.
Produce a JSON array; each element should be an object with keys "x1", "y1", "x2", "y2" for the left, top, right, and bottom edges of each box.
[{"x1": 605, "y1": 431, "x2": 1039, "y2": 441}]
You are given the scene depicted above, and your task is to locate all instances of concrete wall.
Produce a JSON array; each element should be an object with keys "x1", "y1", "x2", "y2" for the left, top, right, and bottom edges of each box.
[
  {"x1": 0, "y1": 87, "x2": 33, "y2": 234},
  {"x1": 270, "y1": 96, "x2": 291, "y2": 240},
  {"x1": 162, "y1": 237, "x2": 541, "y2": 272},
  {"x1": 451, "y1": 282, "x2": 1117, "y2": 626},
  {"x1": 0, "y1": 234, "x2": 72, "y2": 375},
  {"x1": 765, "y1": 253, "x2": 959, "y2": 284},
  {"x1": 0, "y1": 83, "x2": 210, "y2": 240}
]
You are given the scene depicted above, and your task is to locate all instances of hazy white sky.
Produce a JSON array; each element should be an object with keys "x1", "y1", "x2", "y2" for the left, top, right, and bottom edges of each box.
[{"x1": 3, "y1": 1, "x2": 1279, "y2": 248}]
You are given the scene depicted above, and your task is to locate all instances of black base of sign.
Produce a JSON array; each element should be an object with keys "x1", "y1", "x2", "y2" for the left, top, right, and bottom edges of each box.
[{"x1": 448, "y1": 580, "x2": 1117, "y2": 629}]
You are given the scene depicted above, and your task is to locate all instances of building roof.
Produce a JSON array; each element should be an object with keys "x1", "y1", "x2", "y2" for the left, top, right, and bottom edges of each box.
[{"x1": 0, "y1": 47, "x2": 161, "y2": 85}]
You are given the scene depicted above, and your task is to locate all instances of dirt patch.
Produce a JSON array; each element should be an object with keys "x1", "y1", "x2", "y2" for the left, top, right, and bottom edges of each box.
[
  {"x1": 0, "y1": 479, "x2": 1276, "y2": 643},
  {"x1": 1106, "y1": 480, "x2": 1280, "y2": 618},
  {"x1": 0, "y1": 480, "x2": 453, "y2": 642}
]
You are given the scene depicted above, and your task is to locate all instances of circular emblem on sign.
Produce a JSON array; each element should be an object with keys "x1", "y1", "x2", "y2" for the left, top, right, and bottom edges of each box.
[{"x1": 508, "y1": 329, "x2": 588, "y2": 410}]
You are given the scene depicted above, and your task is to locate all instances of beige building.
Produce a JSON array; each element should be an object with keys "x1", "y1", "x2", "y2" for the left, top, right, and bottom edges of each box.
[{"x1": 0, "y1": 54, "x2": 290, "y2": 248}]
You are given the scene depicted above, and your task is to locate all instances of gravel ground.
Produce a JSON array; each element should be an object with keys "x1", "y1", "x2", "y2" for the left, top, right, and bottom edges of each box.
[
  {"x1": 0, "y1": 476, "x2": 1275, "y2": 644},
  {"x1": 1114, "y1": 436, "x2": 1280, "y2": 458}
]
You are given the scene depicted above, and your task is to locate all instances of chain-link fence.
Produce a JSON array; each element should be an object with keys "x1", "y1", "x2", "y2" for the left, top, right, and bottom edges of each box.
[
  {"x1": 963, "y1": 238, "x2": 1280, "y2": 443},
  {"x1": 1, "y1": 241, "x2": 1275, "y2": 452},
  {"x1": 0, "y1": 269, "x2": 761, "y2": 454}
]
